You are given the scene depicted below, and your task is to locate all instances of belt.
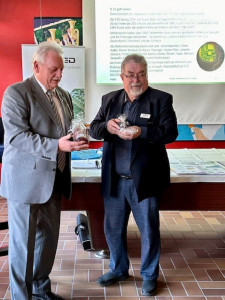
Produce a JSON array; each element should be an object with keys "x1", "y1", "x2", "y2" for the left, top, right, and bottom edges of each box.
[{"x1": 119, "y1": 175, "x2": 132, "y2": 179}]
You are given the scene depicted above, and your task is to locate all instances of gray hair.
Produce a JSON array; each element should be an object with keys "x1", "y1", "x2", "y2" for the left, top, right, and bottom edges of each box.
[
  {"x1": 121, "y1": 54, "x2": 148, "y2": 73},
  {"x1": 32, "y1": 41, "x2": 64, "y2": 64}
]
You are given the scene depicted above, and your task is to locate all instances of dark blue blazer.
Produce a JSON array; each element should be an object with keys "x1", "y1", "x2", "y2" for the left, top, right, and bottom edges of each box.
[{"x1": 90, "y1": 87, "x2": 178, "y2": 202}]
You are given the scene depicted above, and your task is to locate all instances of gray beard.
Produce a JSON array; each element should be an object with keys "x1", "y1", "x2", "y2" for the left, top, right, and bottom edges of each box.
[{"x1": 130, "y1": 87, "x2": 143, "y2": 97}]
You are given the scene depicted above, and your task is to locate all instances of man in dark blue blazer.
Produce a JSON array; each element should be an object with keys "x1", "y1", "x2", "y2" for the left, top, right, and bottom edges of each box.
[{"x1": 90, "y1": 54, "x2": 178, "y2": 296}]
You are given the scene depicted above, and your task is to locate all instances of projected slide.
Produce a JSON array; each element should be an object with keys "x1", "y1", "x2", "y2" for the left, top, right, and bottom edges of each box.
[{"x1": 95, "y1": 0, "x2": 225, "y2": 84}]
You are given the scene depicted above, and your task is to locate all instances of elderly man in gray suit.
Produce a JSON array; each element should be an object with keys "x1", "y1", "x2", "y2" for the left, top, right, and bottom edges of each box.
[{"x1": 0, "y1": 41, "x2": 89, "y2": 300}]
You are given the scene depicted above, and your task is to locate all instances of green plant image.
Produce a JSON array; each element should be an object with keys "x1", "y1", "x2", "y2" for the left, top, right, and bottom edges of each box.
[
  {"x1": 34, "y1": 18, "x2": 83, "y2": 46},
  {"x1": 70, "y1": 88, "x2": 85, "y2": 117},
  {"x1": 197, "y1": 41, "x2": 224, "y2": 71}
]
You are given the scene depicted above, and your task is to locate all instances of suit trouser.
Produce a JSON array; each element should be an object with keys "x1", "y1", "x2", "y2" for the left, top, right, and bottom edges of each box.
[
  {"x1": 7, "y1": 188, "x2": 62, "y2": 300},
  {"x1": 104, "y1": 178, "x2": 160, "y2": 280}
]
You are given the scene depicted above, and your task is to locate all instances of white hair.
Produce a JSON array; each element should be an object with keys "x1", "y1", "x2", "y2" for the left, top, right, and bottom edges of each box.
[
  {"x1": 121, "y1": 54, "x2": 148, "y2": 73},
  {"x1": 32, "y1": 41, "x2": 64, "y2": 64}
]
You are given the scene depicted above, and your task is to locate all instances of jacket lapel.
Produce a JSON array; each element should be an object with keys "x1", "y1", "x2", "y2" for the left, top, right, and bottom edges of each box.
[
  {"x1": 55, "y1": 88, "x2": 73, "y2": 133},
  {"x1": 29, "y1": 76, "x2": 59, "y2": 126},
  {"x1": 135, "y1": 87, "x2": 151, "y2": 127},
  {"x1": 131, "y1": 88, "x2": 152, "y2": 166},
  {"x1": 108, "y1": 90, "x2": 126, "y2": 120}
]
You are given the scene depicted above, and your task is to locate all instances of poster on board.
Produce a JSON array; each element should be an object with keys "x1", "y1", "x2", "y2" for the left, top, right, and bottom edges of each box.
[
  {"x1": 33, "y1": 17, "x2": 83, "y2": 46},
  {"x1": 22, "y1": 44, "x2": 85, "y2": 118}
]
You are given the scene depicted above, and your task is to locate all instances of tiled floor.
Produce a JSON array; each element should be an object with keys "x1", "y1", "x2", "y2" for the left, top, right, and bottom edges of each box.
[{"x1": 0, "y1": 197, "x2": 225, "y2": 299}]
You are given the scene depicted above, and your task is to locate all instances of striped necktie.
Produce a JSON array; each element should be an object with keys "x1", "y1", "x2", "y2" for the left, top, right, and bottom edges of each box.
[{"x1": 46, "y1": 90, "x2": 66, "y2": 172}]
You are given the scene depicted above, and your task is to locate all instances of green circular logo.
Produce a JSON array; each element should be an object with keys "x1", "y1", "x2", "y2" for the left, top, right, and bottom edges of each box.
[{"x1": 197, "y1": 42, "x2": 224, "y2": 71}]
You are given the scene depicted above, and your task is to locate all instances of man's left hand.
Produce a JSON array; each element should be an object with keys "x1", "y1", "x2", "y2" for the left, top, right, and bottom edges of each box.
[{"x1": 117, "y1": 126, "x2": 141, "y2": 140}]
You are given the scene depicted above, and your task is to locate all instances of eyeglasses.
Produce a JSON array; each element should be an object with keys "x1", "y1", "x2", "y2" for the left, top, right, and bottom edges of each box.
[{"x1": 122, "y1": 73, "x2": 147, "y2": 80}]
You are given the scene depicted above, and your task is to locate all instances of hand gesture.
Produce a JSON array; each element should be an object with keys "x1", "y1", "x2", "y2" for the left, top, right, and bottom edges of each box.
[
  {"x1": 117, "y1": 126, "x2": 141, "y2": 140},
  {"x1": 58, "y1": 133, "x2": 89, "y2": 152}
]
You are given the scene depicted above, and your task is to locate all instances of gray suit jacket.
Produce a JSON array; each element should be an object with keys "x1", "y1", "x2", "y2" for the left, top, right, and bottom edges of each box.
[{"x1": 0, "y1": 75, "x2": 73, "y2": 203}]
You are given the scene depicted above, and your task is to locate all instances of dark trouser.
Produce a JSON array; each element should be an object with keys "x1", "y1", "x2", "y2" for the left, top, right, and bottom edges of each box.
[{"x1": 104, "y1": 178, "x2": 160, "y2": 280}]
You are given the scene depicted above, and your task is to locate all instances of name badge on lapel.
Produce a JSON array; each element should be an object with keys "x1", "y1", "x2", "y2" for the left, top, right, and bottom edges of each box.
[{"x1": 140, "y1": 113, "x2": 151, "y2": 119}]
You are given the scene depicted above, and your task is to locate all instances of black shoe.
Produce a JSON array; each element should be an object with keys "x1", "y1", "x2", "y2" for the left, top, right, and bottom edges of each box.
[
  {"x1": 141, "y1": 279, "x2": 157, "y2": 296},
  {"x1": 32, "y1": 291, "x2": 65, "y2": 300},
  {"x1": 97, "y1": 271, "x2": 129, "y2": 287}
]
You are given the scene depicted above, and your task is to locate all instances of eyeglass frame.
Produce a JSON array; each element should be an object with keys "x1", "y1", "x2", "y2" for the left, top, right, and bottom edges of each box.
[{"x1": 122, "y1": 72, "x2": 147, "y2": 80}]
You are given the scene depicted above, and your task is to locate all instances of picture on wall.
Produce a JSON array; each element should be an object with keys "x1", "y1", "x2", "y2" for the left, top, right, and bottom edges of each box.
[
  {"x1": 34, "y1": 17, "x2": 83, "y2": 46},
  {"x1": 177, "y1": 124, "x2": 225, "y2": 141}
]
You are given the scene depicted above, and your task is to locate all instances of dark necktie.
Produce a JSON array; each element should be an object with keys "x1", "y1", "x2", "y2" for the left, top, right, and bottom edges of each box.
[{"x1": 46, "y1": 90, "x2": 66, "y2": 172}]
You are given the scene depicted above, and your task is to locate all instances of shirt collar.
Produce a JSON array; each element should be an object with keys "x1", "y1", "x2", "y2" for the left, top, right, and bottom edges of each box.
[
  {"x1": 124, "y1": 92, "x2": 140, "y2": 103},
  {"x1": 34, "y1": 76, "x2": 55, "y2": 94}
]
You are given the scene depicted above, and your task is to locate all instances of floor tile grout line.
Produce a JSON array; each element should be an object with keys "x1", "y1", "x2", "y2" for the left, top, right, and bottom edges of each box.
[
  {"x1": 179, "y1": 235, "x2": 213, "y2": 299},
  {"x1": 1, "y1": 204, "x2": 225, "y2": 299},
  {"x1": 159, "y1": 263, "x2": 174, "y2": 299},
  {"x1": 70, "y1": 228, "x2": 78, "y2": 300},
  {"x1": 129, "y1": 257, "x2": 140, "y2": 299},
  {"x1": 200, "y1": 210, "x2": 221, "y2": 233}
]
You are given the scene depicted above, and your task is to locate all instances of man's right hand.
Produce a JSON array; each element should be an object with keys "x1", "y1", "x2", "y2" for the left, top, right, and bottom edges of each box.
[
  {"x1": 106, "y1": 119, "x2": 120, "y2": 134},
  {"x1": 58, "y1": 133, "x2": 89, "y2": 152}
]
